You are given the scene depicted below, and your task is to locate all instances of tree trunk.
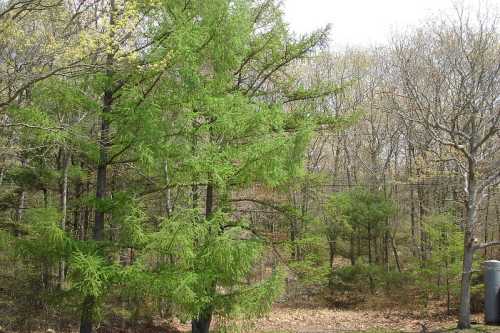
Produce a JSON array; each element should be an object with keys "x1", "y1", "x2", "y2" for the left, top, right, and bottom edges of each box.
[
  {"x1": 484, "y1": 189, "x2": 491, "y2": 257},
  {"x1": 164, "y1": 160, "x2": 172, "y2": 217},
  {"x1": 92, "y1": 4, "x2": 114, "y2": 240},
  {"x1": 408, "y1": 144, "x2": 418, "y2": 256},
  {"x1": 205, "y1": 182, "x2": 214, "y2": 219},
  {"x1": 368, "y1": 224, "x2": 373, "y2": 264},
  {"x1": 81, "y1": 1, "x2": 115, "y2": 331},
  {"x1": 417, "y1": 177, "x2": 426, "y2": 261},
  {"x1": 367, "y1": 224, "x2": 375, "y2": 293},
  {"x1": 390, "y1": 236, "x2": 402, "y2": 272},
  {"x1": 15, "y1": 189, "x2": 25, "y2": 220},
  {"x1": 458, "y1": 172, "x2": 478, "y2": 330},
  {"x1": 93, "y1": 112, "x2": 110, "y2": 241},
  {"x1": 59, "y1": 152, "x2": 70, "y2": 288},
  {"x1": 290, "y1": 219, "x2": 299, "y2": 260},
  {"x1": 43, "y1": 188, "x2": 48, "y2": 208},
  {"x1": 458, "y1": 242, "x2": 474, "y2": 329},
  {"x1": 445, "y1": 256, "x2": 451, "y2": 315},
  {"x1": 73, "y1": 165, "x2": 82, "y2": 239},
  {"x1": 191, "y1": 312, "x2": 212, "y2": 333},
  {"x1": 83, "y1": 180, "x2": 90, "y2": 240},
  {"x1": 80, "y1": 295, "x2": 95, "y2": 333},
  {"x1": 349, "y1": 232, "x2": 356, "y2": 265},
  {"x1": 328, "y1": 235, "x2": 336, "y2": 269},
  {"x1": 192, "y1": 184, "x2": 199, "y2": 209},
  {"x1": 357, "y1": 231, "x2": 361, "y2": 261},
  {"x1": 190, "y1": 182, "x2": 215, "y2": 332},
  {"x1": 496, "y1": 201, "x2": 500, "y2": 256}
]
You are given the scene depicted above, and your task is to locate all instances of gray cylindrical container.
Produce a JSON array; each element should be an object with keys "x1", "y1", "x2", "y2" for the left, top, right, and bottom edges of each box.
[{"x1": 484, "y1": 260, "x2": 500, "y2": 324}]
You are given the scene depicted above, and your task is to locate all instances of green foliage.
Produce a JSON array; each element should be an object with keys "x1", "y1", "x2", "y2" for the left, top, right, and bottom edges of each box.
[
  {"x1": 324, "y1": 187, "x2": 394, "y2": 260},
  {"x1": 135, "y1": 210, "x2": 283, "y2": 321},
  {"x1": 0, "y1": 229, "x2": 11, "y2": 251},
  {"x1": 287, "y1": 217, "x2": 332, "y2": 289},
  {"x1": 289, "y1": 258, "x2": 331, "y2": 288},
  {"x1": 336, "y1": 188, "x2": 393, "y2": 228},
  {"x1": 70, "y1": 251, "x2": 115, "y2": 298},
  {"x1": 7, "y1": 166, "x2": 58, "y2": 191},
  {"x1": 330, "y1": 262, "x2": 369, "y2": 291},
  {"x1": 410, "y1": 213, "x2": 464, "y2": 305},
  {"x1": 232, "y1": 268, "x2": 285, "y2": 318},
  {"x1": 17, "y1": 208, "x2": 72, "y2": 262},
  {"x1": 326, "y1": 187, "x2": 393, "y2": 230},
  {"x1": 0, "y1": 0, "x2": 331, "y2": 331}
]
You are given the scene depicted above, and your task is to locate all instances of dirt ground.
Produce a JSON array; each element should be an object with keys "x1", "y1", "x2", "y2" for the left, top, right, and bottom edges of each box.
[
  {"x1": 170, "y1": 307, "x2": 485, "y2": 332},
  {"x1": 249, "y1": 307, "x2": 459, "y2": 332}
]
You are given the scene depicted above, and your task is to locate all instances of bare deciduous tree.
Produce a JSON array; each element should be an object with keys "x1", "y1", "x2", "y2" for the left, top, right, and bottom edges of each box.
[{"x1": 392, "y1": 7, "x2": 500, "y2": 328}]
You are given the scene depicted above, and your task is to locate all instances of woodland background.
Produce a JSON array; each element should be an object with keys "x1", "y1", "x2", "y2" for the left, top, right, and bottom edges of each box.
[{"x1": 0, "y1": 0, "x2": 499, "y2": 332}]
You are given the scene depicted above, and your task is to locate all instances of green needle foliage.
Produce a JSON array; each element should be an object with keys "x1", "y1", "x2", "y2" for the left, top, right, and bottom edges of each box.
[{"x1": 0, "y1": 0, "x2": 332, "y2": 332}]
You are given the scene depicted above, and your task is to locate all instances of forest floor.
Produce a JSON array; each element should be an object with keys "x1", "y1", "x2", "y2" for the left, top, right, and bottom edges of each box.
[
  {"x1": 170, "y1": 307, "x2": 488, "y2": 333},
  {"x1": 10, "y1": 307, "x2": 495, "y2": 333}
]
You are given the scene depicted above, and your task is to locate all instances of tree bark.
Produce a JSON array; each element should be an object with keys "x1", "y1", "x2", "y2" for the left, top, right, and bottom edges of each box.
[
  {"x1": 82, "y1": 1, "x2": 115, "y2": 331},
  {"x1": 484, "y1": 189, "x2": 491, "y2": 257},
  {"x1": 83, "y1": 180, "x2": 90, "y2": 241},
  {"x1": 80, "y1": 295, "x2": 95, "y2": 333},
  {"x1": 59, "y1": 151, "x2": 70, "y2": 288},
  {"x1": 328, "y1": 235, "x2": 336, "y2": 269},
  {"x1": 408, "y1": 144, "x2": 418, "y2": 257},
  {"x1": 349, "y1": 232, "x2": 356, "y2": 265},
  {"x1": 458, "y1": 169, "x2": 478, "y2": 329},
  {"x1": 42, "y1": 188, "x2": 48, "y2": 208},
  {"x1": 190, "y1": 181, "x2": 215, "y2": 332},
  {"x1": 164, "y1": 160, "x2": 172, "y2": 217},
  {"x1": 458, "y1": 241, "x2": 474, "y2": 329},
  {"x1": 191, "y1": 311, "x2": 212, "y2": 333},
  {"x1": 368, "y1": 224, "x2": 373, "y2": 264},
  {"x1": 93, "y1": 95, "x2": 111, "y2": 241},
  {"x1": 205, "y1": 182, "x2": 214, "y2": 219},
  {"x1": 73, "y1": 163, "x2": 82, "y2": 240},
  {"x1": 92, "y1": 1, "x2": 115, "y2": 241},
  {"x1": 390, "y1": 236, "x2": 402, "y2": 272}
]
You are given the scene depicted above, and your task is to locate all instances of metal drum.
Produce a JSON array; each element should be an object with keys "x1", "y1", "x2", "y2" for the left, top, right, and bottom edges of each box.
[{"x1": 484, "y1": 260, "x2": 500, "y2": 324}]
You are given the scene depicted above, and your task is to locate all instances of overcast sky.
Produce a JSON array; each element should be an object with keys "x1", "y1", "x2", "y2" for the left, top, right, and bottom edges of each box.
[{"x1": 283, "y1": 0, "x2": 493, "y2": 48}]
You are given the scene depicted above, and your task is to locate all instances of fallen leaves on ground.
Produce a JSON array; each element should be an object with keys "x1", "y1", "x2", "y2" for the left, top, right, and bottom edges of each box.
[{"x1": 244, "y1": 307, "x2": 475, "y2": 332}]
